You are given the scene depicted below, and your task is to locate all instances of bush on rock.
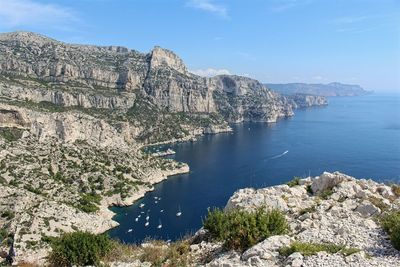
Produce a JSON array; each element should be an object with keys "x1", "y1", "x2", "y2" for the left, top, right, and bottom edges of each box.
[
  {"x1": 203, "y1": 207, "x2": 289, "y2": 251},
  {"x1": 49, "y1": 231, "x2": 112, "y2": 266}
]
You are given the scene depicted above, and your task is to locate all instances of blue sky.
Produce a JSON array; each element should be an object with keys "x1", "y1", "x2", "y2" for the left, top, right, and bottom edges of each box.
[{"x1": 0, "y1": 0, "x2": 399, "y2": 91}]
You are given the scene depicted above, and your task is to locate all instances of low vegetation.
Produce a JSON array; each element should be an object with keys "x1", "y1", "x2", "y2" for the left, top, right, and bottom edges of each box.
[
  {"x1": 379, "y1": 210, "x2": 400, "y2": 250},
  {"x1": 48, "y1": 231, "x2": 112, "y2": 266},
  {"x1": 391, "y1": 185, "x2": 400, "y2": 198},
  {"x1": 48, "y1": 231, "x2": 193, "y2": 267},
  {"x1": 0, "y1": 127, "x2": 24, "y2": 142},
  {"x1": 279, "y1": 241, "x2": 361, "y2": 257},
  {"x1": 138, "y1": 240, "x2": 192, "y2": 267},
  {"x1": 286, "y1": 177, "x2": 301, "y2": 187},
  {"x1": 203, "y1": 207, "x2": 289, "y2": 251},
  {"x1": 76, "y1": 192, "x2": 102, "y2": 213}
]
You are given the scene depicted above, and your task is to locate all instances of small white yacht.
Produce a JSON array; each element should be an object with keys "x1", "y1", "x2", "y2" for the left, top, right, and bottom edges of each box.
[
  {"x1": 127, "y1": 229, "x2": 133, "y2": 233},
  {"x1": 139, "y1": 203, "x2": 145, "y2": 208},
  {"x1": 145, "y1": 221, "x2": 149, "y2": 227},
  {"x1": 176, "y1": 206, "x2": 182, "y2": 217}
]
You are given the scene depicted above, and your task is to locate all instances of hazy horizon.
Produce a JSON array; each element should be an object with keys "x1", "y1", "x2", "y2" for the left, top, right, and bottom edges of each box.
[{"x1": 0, "y1": 0, "x2": 399, "y2": 91}]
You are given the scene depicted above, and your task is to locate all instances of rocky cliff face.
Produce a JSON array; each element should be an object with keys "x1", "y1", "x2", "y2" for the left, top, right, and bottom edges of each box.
[
  {"x1": 287, "y1": 94, "x2": 328, "y2": 109},
  {"x1": 0, "y1": 31, "x2": 300, "y2": 131}
]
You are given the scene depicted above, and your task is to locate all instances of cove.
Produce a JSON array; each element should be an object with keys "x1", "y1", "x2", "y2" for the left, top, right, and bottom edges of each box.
[{"x1": 108, "y1": 94, "x2": 400, "y2": 244}]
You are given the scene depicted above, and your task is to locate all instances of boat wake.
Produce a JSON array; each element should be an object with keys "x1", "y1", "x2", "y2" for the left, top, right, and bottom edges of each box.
[{"x1": 264, "y1": 150, "x2": 289, "y2": 161}]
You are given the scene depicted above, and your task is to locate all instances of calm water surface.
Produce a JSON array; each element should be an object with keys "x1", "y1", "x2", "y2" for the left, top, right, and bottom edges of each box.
[{"x1": 108, "y1": 93, "x2": 400, "y2": 243}]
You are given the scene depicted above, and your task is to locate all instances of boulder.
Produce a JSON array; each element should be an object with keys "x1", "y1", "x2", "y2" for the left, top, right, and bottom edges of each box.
[
  {"x1": 311, "y1": 172, "x2": 345, "y2": 195},
  {"x1": 242, "y1": 235, "x2": 292, "y2": 261},
  {"x1": 355, "y1": 200, "x2": 380, "y2": 217}
]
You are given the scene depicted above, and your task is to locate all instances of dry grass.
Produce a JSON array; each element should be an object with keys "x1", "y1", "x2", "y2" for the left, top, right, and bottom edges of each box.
[
  {"x1": 17, "y1": 262, "x2": 40, "y2": 267},
  {"x1": 103, "y1": 240, "x2": 140, "y2": 262},
  {"x1": 392, "y1": 185, "x2": 400, "y2": 197},
  {"x1": 104, "y1": 239, "x2": 193, "y2": 267}
]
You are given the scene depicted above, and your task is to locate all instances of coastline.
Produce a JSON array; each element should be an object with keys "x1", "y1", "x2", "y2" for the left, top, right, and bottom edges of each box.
[{"x1": 98, "y1": 164, "x2": 190, "y2": 233}]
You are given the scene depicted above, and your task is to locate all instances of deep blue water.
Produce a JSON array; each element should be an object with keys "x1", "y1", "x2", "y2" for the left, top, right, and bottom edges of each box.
[{"x1": 108, "y1": 93, "x2": 400, "y2": 243}]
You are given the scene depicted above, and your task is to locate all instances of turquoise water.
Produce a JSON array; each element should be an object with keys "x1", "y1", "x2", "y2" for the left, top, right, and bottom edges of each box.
[{"x1": 108, "y1": 93, "x2": 400, "y2": 243}]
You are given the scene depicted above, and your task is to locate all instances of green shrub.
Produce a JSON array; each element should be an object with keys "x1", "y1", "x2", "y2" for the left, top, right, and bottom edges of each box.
[
  {"x1": 319, "y1": 189, "x2": 333, "y2": 200},
  {"x1": 279, "y1": 241, "x2": 360, "y2": 257},
  {"x1": 380, "y1": 211, "x2": 400, "y2": 250},
  {"x1": 306, "y1": 185, "x2": 313, "y2": 194},
  {"x1": 0, "y1": 127, "x2": 23, "y2": 142},
  {"x1": 49, "y1": 231, "x2": 112, "y2": 266},
  {"x1": 77, "y1": 193, "x2": 102, "y2": 213},
  {"x1": 1, "y1": 210, "x2": 15, "y2": 219},
  {"x1": 203, "y1": 207, "x2": 289, "y2": 251},
  {"x1": 287, "y1": 177, "x2": 301, "y2": 187}
]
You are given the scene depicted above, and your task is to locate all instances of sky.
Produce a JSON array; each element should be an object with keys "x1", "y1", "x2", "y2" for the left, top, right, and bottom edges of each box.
[{"x1": 0, "y1": 0, "x2": 399, "y2": 91}]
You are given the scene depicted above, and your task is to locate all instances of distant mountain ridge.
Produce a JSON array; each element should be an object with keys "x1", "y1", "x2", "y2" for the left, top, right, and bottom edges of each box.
[{"x1": 266, "y1": 82, "x2": 372, "y2": 97}]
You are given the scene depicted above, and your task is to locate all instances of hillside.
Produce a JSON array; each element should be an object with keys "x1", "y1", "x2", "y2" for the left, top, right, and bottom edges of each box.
[{"x1": 266, "y1": 82, "x2": 371, "y2": 97}]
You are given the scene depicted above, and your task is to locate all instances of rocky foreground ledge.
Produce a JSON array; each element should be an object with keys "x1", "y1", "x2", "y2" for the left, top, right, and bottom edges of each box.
[{"x1": 200, "y1": 172, "x2": 400, "y2": 267}]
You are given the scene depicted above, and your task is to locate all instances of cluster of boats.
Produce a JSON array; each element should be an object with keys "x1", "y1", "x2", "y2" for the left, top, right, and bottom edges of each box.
[{"x1": 126, "y1": 196, "x2": 182, "y2": 234}]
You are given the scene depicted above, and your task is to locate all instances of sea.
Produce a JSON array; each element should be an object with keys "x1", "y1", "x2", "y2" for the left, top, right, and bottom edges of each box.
[{"x1": 108, "y1": 93, "x2": 400, "y2": 243}]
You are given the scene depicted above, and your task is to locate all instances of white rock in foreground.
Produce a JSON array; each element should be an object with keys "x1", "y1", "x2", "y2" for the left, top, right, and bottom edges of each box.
[{"x1": 205, "y1": 172, "x2": 400, "y2": 267}]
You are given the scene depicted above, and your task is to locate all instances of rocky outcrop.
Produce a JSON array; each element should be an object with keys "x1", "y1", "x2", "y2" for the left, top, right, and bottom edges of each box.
[
  {"x1": 211, "y1": 75, "x2": 294, "y2": 123},
  {"x1": 287, "y1": 94, "x2": 328, "y2": 109},
  {"x1": 205, "y1": 172, "x2": 400, "y2": 267},
  {"x1": 0, "y1": 109, "x2": 28, "y2": 128},
  {"x1": 0, "y1": 102, "x2": 139, "y2": 147}
]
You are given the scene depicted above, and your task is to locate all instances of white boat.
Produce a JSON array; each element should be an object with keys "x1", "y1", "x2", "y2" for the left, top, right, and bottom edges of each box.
[
  {"x1": 155, "y1": 201, "x2": 158, "y2": 204},
  {"x1": 176, "y1": 206, "x2": 182, "y2": 217},
  {"x1": 127, "y1": 229, "x2": 133, "y2": 233},
  {"x1": 139, "y1": 203, "x2": 145, "y2": 208},
  {"x1": 146, "y1": 216, "x2": 150, "y2": 220},
  {"x1": 141, "y1": 211, "x2": 144, "y2": 214},
  {"x1": 138, "y1": 215, "x2": 141, "y2": 218},
  {"x1": 135, "y1": 217, "x2": 139, "y2": 222},
  {"x1": 157, "y1": 219, "x2": 162, "y2": 229},
  {"x1": 145, "y1": 222, "x2": 149, "y2": 227},
  {"x1": 160, "y1": 209, "x2": 164, "y2": 213}
]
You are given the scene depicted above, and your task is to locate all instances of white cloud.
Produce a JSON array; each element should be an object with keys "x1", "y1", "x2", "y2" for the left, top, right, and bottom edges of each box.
[
  {"x1": 0, "y1": 0, "x2": 77, "y2": 28},
  {"x1": 190, "y1": 68, "x2": 231, "y2": 77},
  {"x1": 187, "y1": 0, "x2": 228, "y2": 19}
]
